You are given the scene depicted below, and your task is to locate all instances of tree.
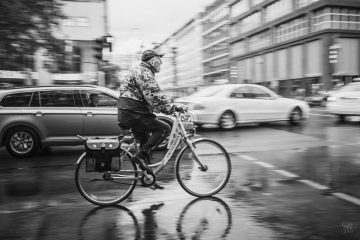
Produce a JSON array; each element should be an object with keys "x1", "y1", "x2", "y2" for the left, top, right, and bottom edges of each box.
[{"x1": 0, "y1": 0, "x2": 65, "y2": 71}]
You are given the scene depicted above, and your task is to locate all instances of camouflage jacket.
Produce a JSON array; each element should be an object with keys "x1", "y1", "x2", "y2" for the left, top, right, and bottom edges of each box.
[{"x1": 118, "y1": 62, "x2": 174, "y2": 115}]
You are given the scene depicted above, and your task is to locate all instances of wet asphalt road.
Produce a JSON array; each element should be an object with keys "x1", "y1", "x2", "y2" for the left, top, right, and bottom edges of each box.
[{"x1": 1, "y1": 108, "x2": 360, "y2": 240}]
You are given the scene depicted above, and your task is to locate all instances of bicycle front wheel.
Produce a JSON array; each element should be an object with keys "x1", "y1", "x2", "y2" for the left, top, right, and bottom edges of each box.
[
  {"x1": 75, "y1": 152, "x2": 138, "y2": 206},
  {"x1": 175, "y1": 138, "x2": 231, "y2": 197}
]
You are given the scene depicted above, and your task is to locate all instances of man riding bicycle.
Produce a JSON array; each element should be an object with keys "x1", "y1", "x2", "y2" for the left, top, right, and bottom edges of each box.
[{"x1": 117, "y1": 49, "x2": 185, "y2": 188}]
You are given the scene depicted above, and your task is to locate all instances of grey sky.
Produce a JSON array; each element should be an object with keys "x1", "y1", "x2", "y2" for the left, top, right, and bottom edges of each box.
[{"x1": 108, "y1": 0, "x2": 215, "y2": 54}]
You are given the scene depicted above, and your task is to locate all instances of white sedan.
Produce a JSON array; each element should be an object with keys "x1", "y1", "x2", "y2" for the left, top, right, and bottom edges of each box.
[
  {"x1": 174, "y1": 84, "x2": 310, "y2": 129},
  {"x1": 326, "y1": 82, "x2": 360, "y2": 121}
]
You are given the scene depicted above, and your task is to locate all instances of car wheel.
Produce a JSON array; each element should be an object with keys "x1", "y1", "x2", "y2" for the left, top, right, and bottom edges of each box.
[
  {"x1": 219, "y1": 111, "x2": 236, "y2": 130},
  {"x1": 157, "y1": 118, "x2": 173, "y2": 150},
  {"x1": 289, "y1": 107, "x2": 303, "y2": 125},
  {"x1": 5, "y1": 127, "x2": 39, "y2": 158}
]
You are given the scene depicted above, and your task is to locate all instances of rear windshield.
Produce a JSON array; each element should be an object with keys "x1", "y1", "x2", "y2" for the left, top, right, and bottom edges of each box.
[{"x1": 338, "y1": 83, "x2": 360, "y2": 92}]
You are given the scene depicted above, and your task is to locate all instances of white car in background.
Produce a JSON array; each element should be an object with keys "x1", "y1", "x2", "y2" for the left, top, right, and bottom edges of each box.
[
  {"x1": 174, "y1": 84, "x2": 310, "y2": 129},
  {"x1": 326, "y1": 82, "x2": 360, "y2": 121}
]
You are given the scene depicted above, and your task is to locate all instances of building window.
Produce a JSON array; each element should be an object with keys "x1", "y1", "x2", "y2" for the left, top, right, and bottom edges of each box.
[
  {"x1": 248, "y1": 30, "x2": 272, "y2": 51},
  {"x1": 295, "y1": 0, "x2": 319, "y2": 9},
  {"x1": 230, "y1": 21, "x2": 242, "y2": 37},
  {"x1": 231, "y1": 0, "x2": 250, "y2": 18},
  {"x1": 313, "y1": 7, "x2": 360, "y2": 31},
  {"x1": 242, "y1": 11, "x2": 261, "y2": 33},
  {"x1": 204, "y1": 25, "x2": 229, "y2": 45},
  {"x1": 252, "y1": 0, "x2": 266, "y2": 7},
  {"x1": 63, "y1": 17, "x2": 89, "y2": 27},
  {"x1": 265, "y1": 0, "x2": 292, "y2": 23},
  {"x1": 275, "y1": 16, "x2": 309, "y2": 43},
  {"x1": 72, "y1": 46, "x2": 81, "y2": 73},
  {"x1": 203, "y1": 6, "x2": 229, "y2": 31},
  {"x1": 204, "y1": 42, "x2": 229, "y2": 59},
  {"x1": 231, "y1": 40, "x2": 246, "y2": 57}
]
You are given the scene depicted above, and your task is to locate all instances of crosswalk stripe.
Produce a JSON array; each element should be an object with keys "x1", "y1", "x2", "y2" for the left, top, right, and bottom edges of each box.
[
  {"x1": 273, "y1": 169, "x2": 299, "y2": 178},
  {"x1": 254, "y1": 161, "x2": 275, "y2": 168},
  {"x1": 331, "y1": 192, "x2": 360, "y2": 206},
  {"x1": 240, "y1": 155, "x2": 257, "y2": 161},
  {"x1": 297, "y1": 179, "x2": 330, "y2": 190}
]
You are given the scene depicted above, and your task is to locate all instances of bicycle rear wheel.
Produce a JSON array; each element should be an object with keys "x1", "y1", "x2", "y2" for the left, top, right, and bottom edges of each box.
[
  {"x1": 75, "y1": 151, "x2": 138, "y2": 206},
  {"x1": 175, "y1": 138, "x2": 231, "y2": 197}
]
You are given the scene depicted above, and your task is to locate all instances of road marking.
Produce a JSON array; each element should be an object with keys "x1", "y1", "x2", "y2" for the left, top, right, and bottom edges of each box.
[
  {"x1": 331, "y1": 192, "x2": 360, "y2": 206},
  {"x1": 297, "y1": 179, "x2": 330, "y2": 190},
  {"x1": 236, "y1": 153, "x2": 360, "y2": 207},
  {"x1": 311, "y1": 108, "x2": 328, "y2": 112},
  {"x1": 240, "y1": 155, "x2": 257, "y2": 161},
  {"x1": 254, "y1": 161, "x2": 275, "y2": 169},
  {"x1": 273, "y1": 169, "x2": 299, "y2": 178},
  {"x1": 310, "y1": 113, "x2": 336, "y2": 117}
]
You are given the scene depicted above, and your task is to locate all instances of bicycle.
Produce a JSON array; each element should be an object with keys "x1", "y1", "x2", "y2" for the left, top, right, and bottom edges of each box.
[{"x1": 74, "y1": 110, "x2": 231, "y2": 206}]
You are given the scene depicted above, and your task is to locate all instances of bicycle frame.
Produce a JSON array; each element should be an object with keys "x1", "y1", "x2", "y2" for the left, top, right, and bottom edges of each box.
[
  {"x1": 75, "y1": 111, "x2": 205, "y2": 178},
  {"x1": 119, "y1": 112, "x2": 205, "y2": 175}
]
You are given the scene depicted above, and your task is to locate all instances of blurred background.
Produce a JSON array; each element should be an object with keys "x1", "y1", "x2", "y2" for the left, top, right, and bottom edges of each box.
[
  {"x1": 2, "y1": 1, "x2": 360, "y2": 239},
  {"x1": 1, "y1": 0, "x2": 359, "y2": 100}
]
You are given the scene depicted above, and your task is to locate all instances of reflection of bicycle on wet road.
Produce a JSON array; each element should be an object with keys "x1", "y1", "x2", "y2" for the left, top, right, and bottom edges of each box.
[
  {"x1": 75, "y1": 110, "x2": 232, "y2": 206},
  {"x1": 78, "y1": 206, "x2": 141, "y2": 240},
  {"x1": 78, "y1": 198, "x2": 231, "y2": 240},
  {"x1": 176, "y1": 197, "x2": 232, "y2": 240}
]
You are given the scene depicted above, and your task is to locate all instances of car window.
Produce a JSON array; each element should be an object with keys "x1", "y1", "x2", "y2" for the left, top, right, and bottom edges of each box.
[
  {"x1": 250, "y1": 87, "x2": 272, "y2": 99},
  {"x1": 30, "y1": 92, "x2": 40, "y2": 107},
  {"x1": 190, "y1": 85, "x2": 227, "y2": 97},
  {"x1": 40, "y1": 91, "x2": 78, "y2": 107},
  {"x1": 338, "y1": 83, "x2": 360, "y2": 92},
  {"x1": 80, "y1": 91, "x2": 118, "y2": 107},
  {"x1": 230, "y1": 87, "x2": 253, "y2": 98},
  {"x1": 0, "y1": 92, "x2": 33, "y2": 107}
]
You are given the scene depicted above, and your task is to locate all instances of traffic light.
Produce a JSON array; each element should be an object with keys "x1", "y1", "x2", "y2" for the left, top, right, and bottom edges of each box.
[{"x1": 93, "y1": 37, "x2": 105, "y2": 61}]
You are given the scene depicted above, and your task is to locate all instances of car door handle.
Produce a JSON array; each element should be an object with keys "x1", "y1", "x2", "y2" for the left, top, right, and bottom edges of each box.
[
  {"x1": 85, "y1": 112, "x2": 94, "y2": 117},
  {"x1": 35, "y1": 111, "x2": 43, "y2": 117}
]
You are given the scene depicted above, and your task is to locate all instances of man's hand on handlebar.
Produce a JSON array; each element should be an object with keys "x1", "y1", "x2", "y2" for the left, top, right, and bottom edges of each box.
[{"x1": 174, "y1": 103, "x2": 188, "y2": 113}]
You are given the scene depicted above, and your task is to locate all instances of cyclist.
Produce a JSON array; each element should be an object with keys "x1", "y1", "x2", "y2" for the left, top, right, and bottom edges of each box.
[{"x1": 117, "y1": 49, "x2": 185, "y2": 189}]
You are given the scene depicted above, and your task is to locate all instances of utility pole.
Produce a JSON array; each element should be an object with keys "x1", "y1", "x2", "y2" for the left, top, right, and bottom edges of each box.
[
  {"x1": 104, "y1": 0, "x2": 109, "y2": 34},
  {"x1": 172, "y1": 47, "x2": 177, "y2": 87}
]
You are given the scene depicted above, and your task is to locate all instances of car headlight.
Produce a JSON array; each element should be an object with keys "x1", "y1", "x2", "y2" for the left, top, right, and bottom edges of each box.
[{"x1": 192, "y1": 103, "x2": 205, "y2": 110}]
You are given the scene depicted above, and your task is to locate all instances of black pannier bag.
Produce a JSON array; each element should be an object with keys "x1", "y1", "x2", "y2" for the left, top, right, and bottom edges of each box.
[{"x1": 85, "y1": 138, "x2": 121, "y2": 172}]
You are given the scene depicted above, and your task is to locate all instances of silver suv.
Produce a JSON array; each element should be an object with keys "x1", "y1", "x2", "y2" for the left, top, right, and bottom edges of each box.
[{"x1": 0, "y1": 85, "x2": 173, "y2": 157}]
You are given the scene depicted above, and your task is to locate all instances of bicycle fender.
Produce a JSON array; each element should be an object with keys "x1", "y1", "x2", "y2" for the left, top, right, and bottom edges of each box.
[
  {"x1": 75, "y1": 152, "x2": 86, "y2": 166},
  {"x1": 174, "y1": 137, "x2": 207, "y2": 164}
]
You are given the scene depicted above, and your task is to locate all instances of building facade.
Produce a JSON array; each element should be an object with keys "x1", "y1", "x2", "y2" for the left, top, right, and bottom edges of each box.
[
  {"x1": 230, "y1": 0, "x2": 360, "y2": 98},
  {"x1": 156, "y1": 16, "x2": 203, "y2": 98},
  {"x1": 37, "y1": 0, "x2": 107, "y2": 85},
  {"x1": 201, "y1": 0, "x2": 232, "y2": 85}
]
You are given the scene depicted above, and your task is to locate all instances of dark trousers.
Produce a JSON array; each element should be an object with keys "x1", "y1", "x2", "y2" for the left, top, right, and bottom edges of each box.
[{"x1": 118, "y1": 111, "x2": 171, "y2": 153}]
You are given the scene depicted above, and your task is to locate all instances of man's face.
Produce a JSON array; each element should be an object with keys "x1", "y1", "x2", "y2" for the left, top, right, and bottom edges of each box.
[{"x1": 149, "y1": 56, "x2": 162, "y2": 73}]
